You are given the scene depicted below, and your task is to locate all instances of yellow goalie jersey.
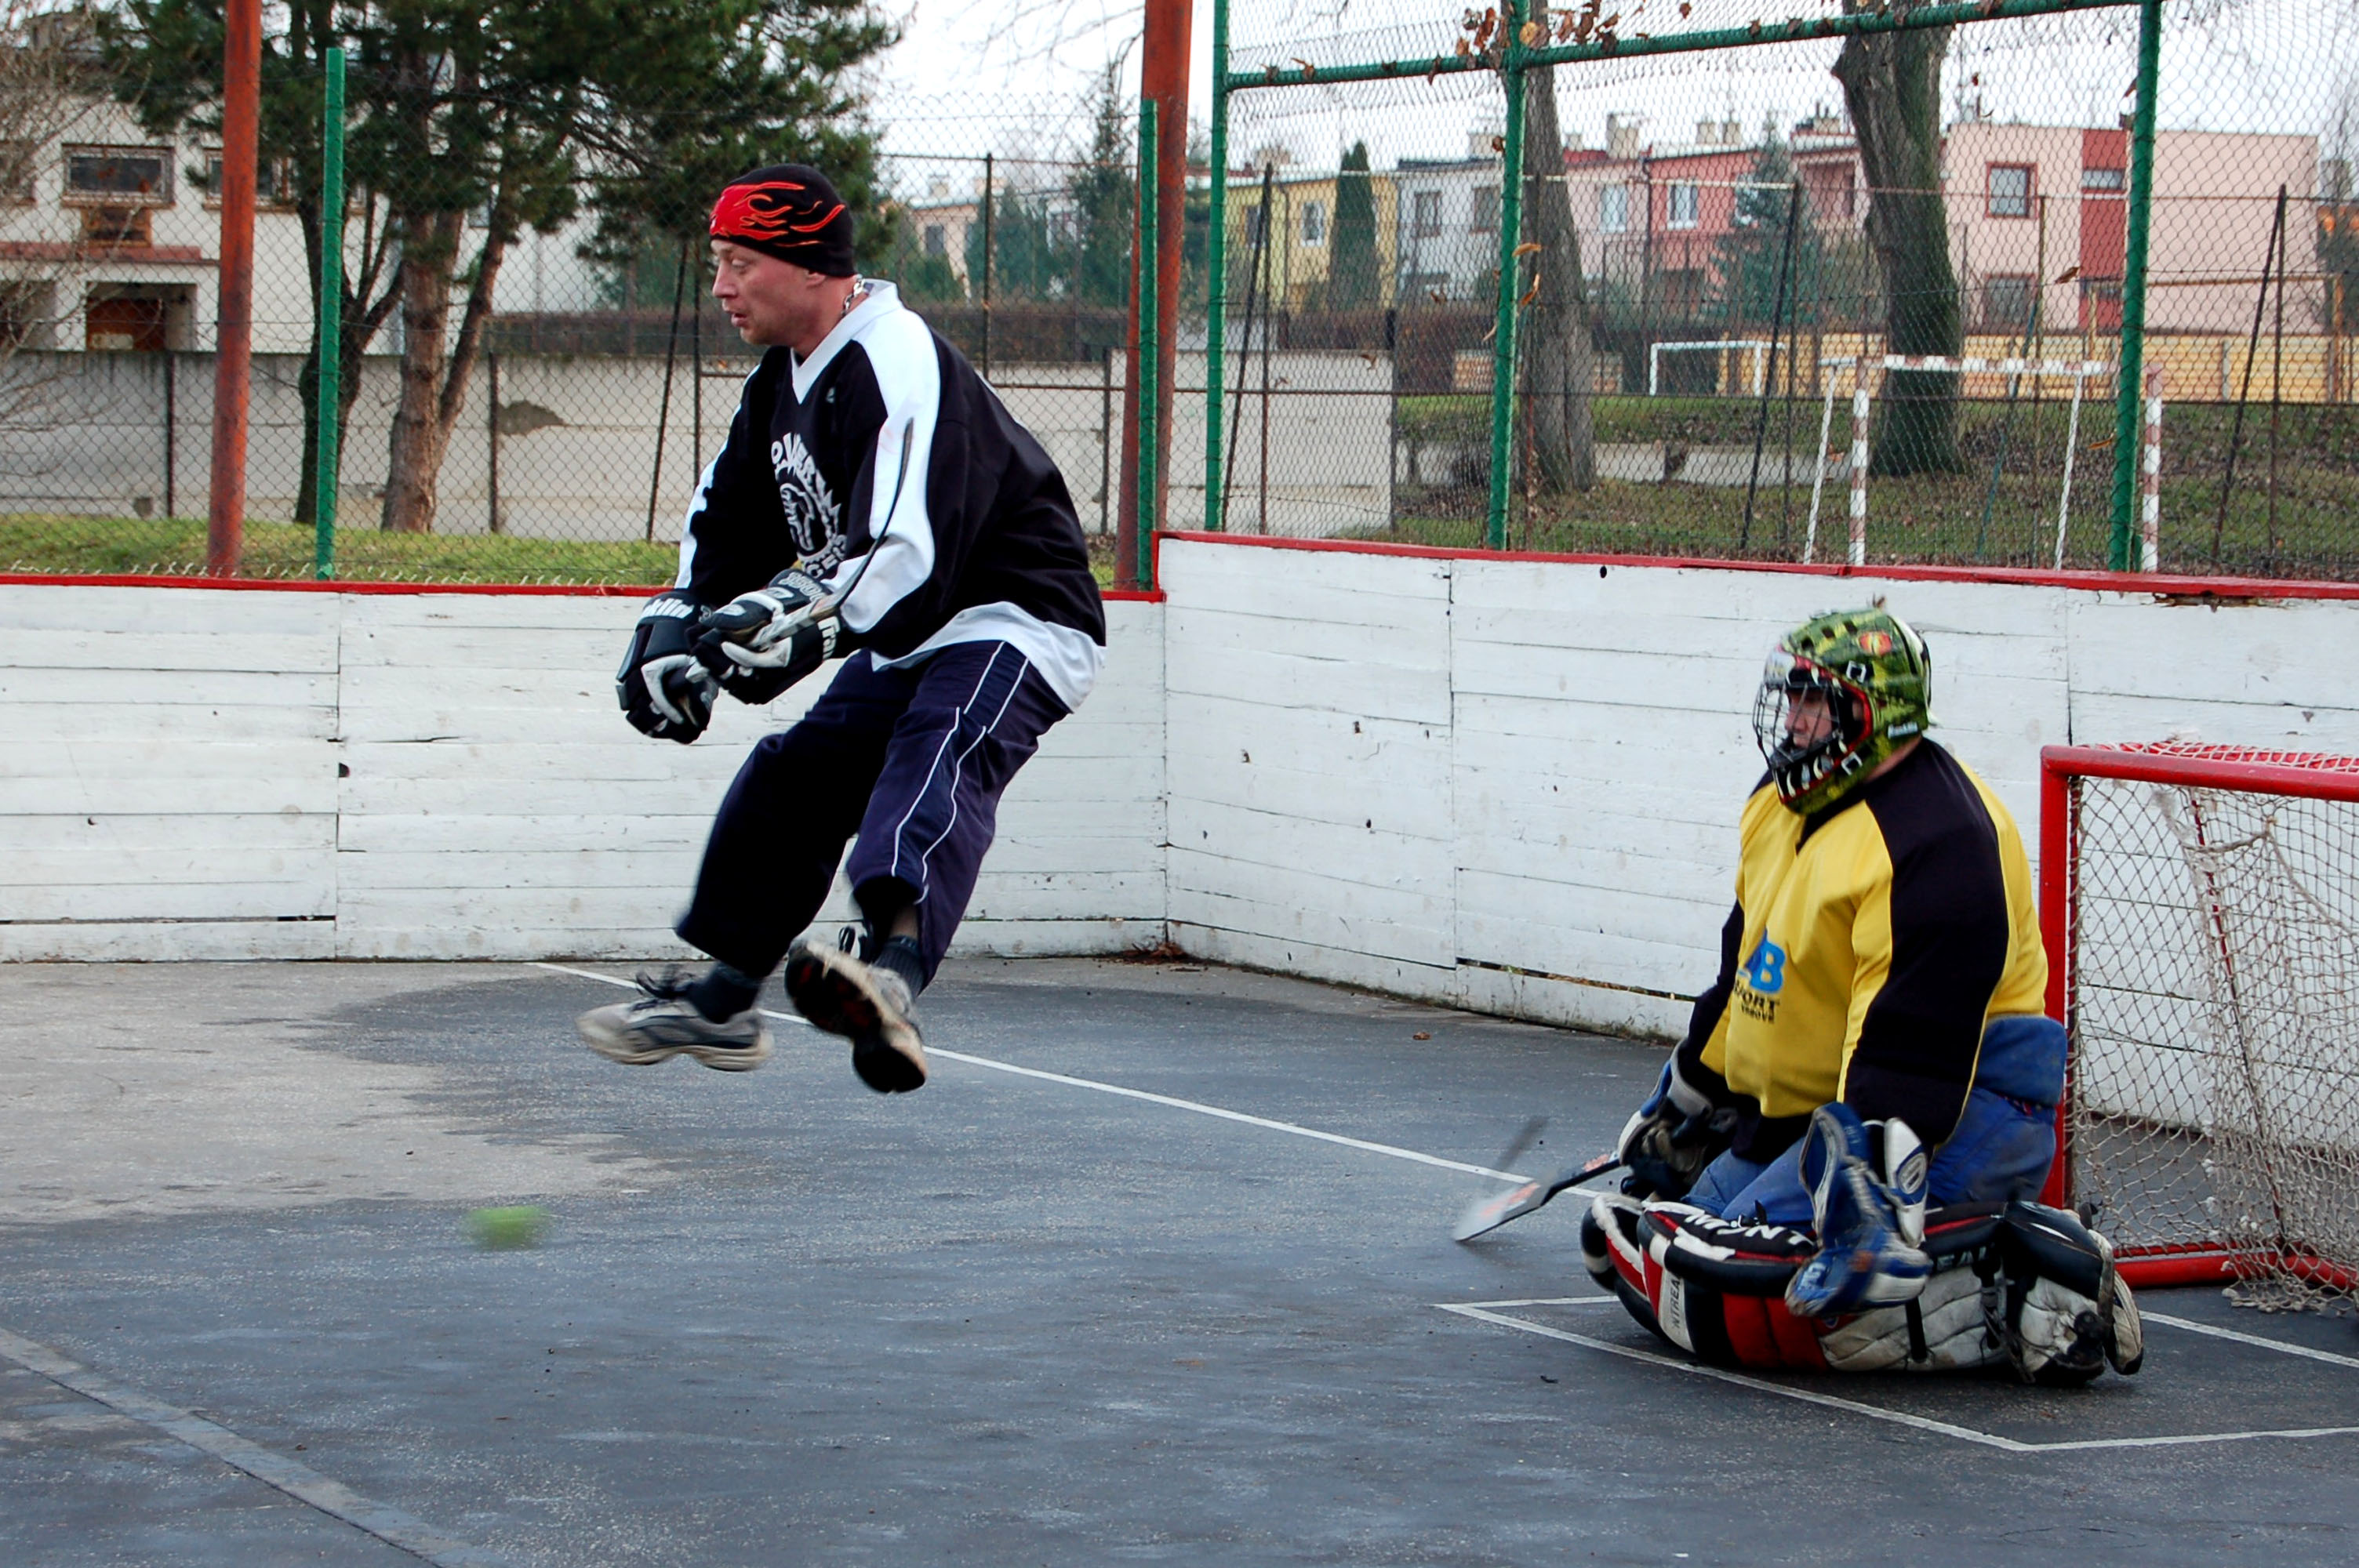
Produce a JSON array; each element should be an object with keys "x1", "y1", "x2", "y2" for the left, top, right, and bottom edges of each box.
[{"x1": 1672, "y1": 740, "x2": 2048, "y2": 1156}]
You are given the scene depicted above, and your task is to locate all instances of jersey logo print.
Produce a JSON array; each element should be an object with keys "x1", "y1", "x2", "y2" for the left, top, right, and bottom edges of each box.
[
  {"x1": 769, "y1": 432, "x2": 841, "y2": 559},
  {"x1": 1738, "y1": 938, "x2": 1787, "y2": 1022}
]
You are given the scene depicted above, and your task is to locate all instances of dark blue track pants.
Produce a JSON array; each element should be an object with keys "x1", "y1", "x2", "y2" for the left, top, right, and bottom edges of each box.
[{"x1": 676, "y1": 641, "x2": 1069, "y2": 985}]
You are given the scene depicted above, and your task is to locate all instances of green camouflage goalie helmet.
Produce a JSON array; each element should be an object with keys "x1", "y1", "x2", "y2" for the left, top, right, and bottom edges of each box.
[{"x1": 1752, "y1": 604, "x2": 1933, "y2": 815}]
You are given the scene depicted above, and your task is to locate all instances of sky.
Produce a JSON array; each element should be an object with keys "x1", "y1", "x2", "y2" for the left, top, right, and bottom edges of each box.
[{"x1": 864, "y1": 0, "x2": 2354, "y2": 183}]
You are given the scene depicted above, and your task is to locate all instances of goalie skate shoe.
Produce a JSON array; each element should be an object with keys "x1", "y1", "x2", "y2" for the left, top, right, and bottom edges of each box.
[
  {"x1": 784, "y1": 930, "x2": 929, "y2": 1094},
  {"x1": 576, "y1": 967, "x2": 773, "y2": 1071},
  {"x1": 1786, "y1": 1103, "x2": 1932, "y2": 1319}
]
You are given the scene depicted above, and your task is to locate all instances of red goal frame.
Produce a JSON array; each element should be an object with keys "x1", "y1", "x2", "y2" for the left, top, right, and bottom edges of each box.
[{"x1": 2038, "y1": 742, "x2": 2359, "y2": 1290}]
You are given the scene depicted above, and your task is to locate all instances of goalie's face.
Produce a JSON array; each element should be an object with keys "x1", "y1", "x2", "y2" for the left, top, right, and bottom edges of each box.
[
  {"x1": 1753, "y1": 650, "x2": 1871, "y2": 813},
  {"x1": 1783, "y1": 688, "x2": 1838, "y2": 749}
]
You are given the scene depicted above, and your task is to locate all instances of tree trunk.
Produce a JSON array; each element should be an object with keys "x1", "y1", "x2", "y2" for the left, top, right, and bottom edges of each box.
[
  {"x1": 1519, "y1": 12, "x2": 1597, "y2": 493},
  {"x1": 381, "y1": 209, "x2": 509, "y2": 533},
  {"x1": 381, "y1": 209, "x2": 465, "y2": 532},
  {"x1": 1833, "y1": 16, "x2": 1963, "y2": 475}
]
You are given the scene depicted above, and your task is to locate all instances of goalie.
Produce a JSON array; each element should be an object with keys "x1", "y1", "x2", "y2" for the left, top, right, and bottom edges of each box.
[{"x1": 1586, "y1": 605, "x2": 2142, "y2": 1382}]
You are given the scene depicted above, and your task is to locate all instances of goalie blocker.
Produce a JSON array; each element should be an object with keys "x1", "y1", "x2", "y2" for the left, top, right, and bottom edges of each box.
[{"x1": 1581, "y1": 1192, "x2": 2143, "y2": 1384}]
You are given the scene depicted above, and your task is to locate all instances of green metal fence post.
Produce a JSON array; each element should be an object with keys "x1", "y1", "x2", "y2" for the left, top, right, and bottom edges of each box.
[
  {"x1": 313, "y1": 46, "x2": 344, "y2": 581},
  {"x1": 1485, "y1": 5, "x2": 1528, "y2": 551},
  {"x1": 1204, "y1": 0, "x2": 1230, "y2": 530},
  {"x1": 1136, "y1": 99, "x2": 1161, "y2": 588},
  {"x1": 2106, "y1": 0, "x2": 2161, "y2": 571}
]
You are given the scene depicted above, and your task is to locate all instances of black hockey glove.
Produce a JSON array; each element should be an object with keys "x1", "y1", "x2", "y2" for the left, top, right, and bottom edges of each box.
[
  {"x1": 693, "y1": 568, "x2": 841, "y2": 703},
  {"x1": 1616, "y1": 1058, "x2": 1738, "y2": 1200},
  {"x1": 617, "y1": 590, "x2": 717, "y2": 744}
]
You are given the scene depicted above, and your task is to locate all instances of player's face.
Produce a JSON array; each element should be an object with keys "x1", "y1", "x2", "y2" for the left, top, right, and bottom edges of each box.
[
  {"x1": 1785, "y1": 688, "x2": 1837, "y2": 748},
  {"x1": 711, "y1": 241, "x2": 827, "y2": 348}
]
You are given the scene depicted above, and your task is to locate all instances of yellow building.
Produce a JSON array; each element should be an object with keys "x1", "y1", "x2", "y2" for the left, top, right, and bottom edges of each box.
[{"x1": 1220, "y1": 162, "x2": 1398, "y2": 314}]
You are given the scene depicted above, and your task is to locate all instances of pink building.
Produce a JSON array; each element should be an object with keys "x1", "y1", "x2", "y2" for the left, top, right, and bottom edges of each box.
[{"x1": 1938, "y1": 122, "x2": 2315, "y2": 337}]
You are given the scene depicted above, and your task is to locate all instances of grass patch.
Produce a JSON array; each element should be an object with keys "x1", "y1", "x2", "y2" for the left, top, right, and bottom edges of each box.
[{"x1": 7, "y1": 514, "x2": 1129, "y2": 589}]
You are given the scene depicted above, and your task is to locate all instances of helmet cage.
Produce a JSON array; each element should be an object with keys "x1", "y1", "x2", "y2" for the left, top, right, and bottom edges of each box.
[{"x1": 1754, "y1": 650, "x2": 1877, "y2": 810}]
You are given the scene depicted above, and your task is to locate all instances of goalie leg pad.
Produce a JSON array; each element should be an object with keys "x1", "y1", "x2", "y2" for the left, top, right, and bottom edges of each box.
[
  {"x1": 1583, "y1": 1196, "x2": 2139, "y2": 1381},
  {"x1": 1997, "y1": 1203, "x2": 2144, "y2": 1384}
]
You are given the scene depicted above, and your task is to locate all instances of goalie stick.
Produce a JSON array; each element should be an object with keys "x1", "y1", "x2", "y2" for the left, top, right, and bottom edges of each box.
[{"x1": 1452, "y1": 1149, "x2": 1624, "y2": 1243}]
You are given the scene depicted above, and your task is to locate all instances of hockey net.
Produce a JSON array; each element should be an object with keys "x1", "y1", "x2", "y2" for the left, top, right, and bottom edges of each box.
[{"x1": 2045, "y1": 743, "x2": 2359, "y2": 1310}]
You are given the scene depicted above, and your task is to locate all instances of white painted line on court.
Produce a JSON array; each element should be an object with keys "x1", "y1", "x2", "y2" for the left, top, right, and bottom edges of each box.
[
  {"x1": 1441, "y1": 1304, "x2": 2359, "y2": 1454},
  {"x1": 0, "y1": 1325, "x2": 507, "y2": 1567},
  {"x1": 2141, "y1": 1311, "x2": 2359, "y2": 1373},
  {"x1": 1435, "y1": 1304, "x2": 2041, "y2": 1452},
  {"x1": 538, "y1": 962, "x2": 1530, "y2": 1183},
  {"x1": 1461, "y1": 1296, "x2": 1620, "y2": 1309}
]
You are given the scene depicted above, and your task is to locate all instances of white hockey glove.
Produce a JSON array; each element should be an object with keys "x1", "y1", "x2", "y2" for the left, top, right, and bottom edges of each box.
[
  {"x1": 617, "y1": 590, "x2": 718, "y2": 744},
  {"x1": 694, "y1": 568, "x2": 841, "y2": 702}
]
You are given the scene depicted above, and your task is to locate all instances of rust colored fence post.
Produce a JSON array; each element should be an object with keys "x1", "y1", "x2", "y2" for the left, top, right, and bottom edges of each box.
[{"x1": 205, "y1": 0, "x2": 262, "y2": 576}]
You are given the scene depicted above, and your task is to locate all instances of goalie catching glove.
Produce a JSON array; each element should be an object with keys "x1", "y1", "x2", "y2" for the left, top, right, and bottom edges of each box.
[
  {"x1": 693, "y1": 568, "x2": 842, "y2": 703},
  {"x1": 617, "y1": 590, "x2": 718, "y2": 744}
]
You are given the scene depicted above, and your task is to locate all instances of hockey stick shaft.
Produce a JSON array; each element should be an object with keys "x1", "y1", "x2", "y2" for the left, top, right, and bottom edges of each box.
[{"x1": 1452, "y1": 1152, "x2": 1623, "y2": 1243}]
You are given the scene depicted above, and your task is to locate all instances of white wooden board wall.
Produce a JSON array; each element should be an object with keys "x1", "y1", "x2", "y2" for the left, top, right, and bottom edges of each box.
[
  {"x1": 6, "y1": 560, "x2": 2356, "y2": 1043},
  {"x1": 0, "y1": 587, "x2": 1165, "y2": 962},
  {"x1": 1158, "y1": 538, "x2": 2359, "y2": 1040}
]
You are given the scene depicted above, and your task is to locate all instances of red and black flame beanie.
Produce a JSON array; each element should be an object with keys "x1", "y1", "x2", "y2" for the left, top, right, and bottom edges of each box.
[{"x1": 708, "y1": 164, "x2": 856, "y2": 277}]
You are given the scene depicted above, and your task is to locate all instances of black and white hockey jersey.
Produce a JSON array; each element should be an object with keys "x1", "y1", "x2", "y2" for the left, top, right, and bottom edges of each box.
[{"x1": 675, "y1": 281, "x2": 1107, "y2": 709}]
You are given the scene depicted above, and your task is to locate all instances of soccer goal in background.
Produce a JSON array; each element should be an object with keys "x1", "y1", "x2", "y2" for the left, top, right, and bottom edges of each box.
[
  {"x1": 2041, "y1": 742, "x2": 2359, "y2": 1310},
  {"x1": 1802, "y1": 355, "x2": 2142, "y2": 572}
]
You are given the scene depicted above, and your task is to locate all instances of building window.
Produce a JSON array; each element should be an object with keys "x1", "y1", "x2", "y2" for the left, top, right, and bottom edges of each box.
[
  {"x1": 924, "y1": 223, "x2": 947, "y2": 257},
  {"x1": 1300, "y1": 200, "x2": 1326, "y2": 246},
  {"x1": 1982, "y1": 274, "x2": 2035, "y2": 329},
  {"x1": 62, "y1": 145, "x2": 173, "y2": 206},
  {"x1": 1667, "y1": 183, "x2": 1699, "y2": 229},
  {"x1": 1598, "y1": 184, "x2": 1630, "y2": 234},
  {"x1": 2080, "y1": 165, "x2": 2125, "y2": 192},
  {"x1": 1986, "y1": 163, "x2": 2034, "y2": 218},
  {"x1": 1244, "y1": 205, "x2": 1269, "y2": 247},
  {"x1": 202, "y1": 152, "x2": 297, "y2": 208},
  {"x1": 1470, "y1": 184, "x2": 1499, "y2": 234},
  {"x1": 1412, "y1": 190, "x2": 1443, "y2": 239}
]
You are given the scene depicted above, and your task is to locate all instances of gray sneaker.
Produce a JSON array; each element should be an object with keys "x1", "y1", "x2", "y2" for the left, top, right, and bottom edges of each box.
[
  {"x1": 783, "y1": 934, "x2": 928, "y2": 1094},
  {"x1": 576, "y1": 968, "x2": 773, "y2": 1072}
]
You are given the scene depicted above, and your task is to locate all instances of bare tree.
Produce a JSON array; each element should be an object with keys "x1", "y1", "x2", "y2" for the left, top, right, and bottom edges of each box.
[
  {"x1": 1518, "y1": 2, "x2": 1597, "y2": 494},
  {"x1": 1832, "y1": 6, "x2": 1964, "y2": 475},
  {"x1": 1, "y1": 2, "x2": 107, "y2": 419}
]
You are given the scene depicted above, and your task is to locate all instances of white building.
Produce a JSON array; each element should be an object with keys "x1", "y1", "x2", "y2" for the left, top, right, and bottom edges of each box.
[{"x1": 2, "y1": 96, "x2": 616, "y2": 357}]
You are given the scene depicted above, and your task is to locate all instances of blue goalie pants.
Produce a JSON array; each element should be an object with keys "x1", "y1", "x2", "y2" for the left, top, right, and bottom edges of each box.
[
  {"x1": 676, "y1": 641, "x2": 1070, "y2": 987},
  {"x1": 1684, "y1": 1014, "x2": 2068, "y2": 1225}
]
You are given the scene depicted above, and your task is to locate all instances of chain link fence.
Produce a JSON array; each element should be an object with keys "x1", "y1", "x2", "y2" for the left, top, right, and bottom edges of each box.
[
  {"x1": 1205, "y1": 0, "x2": 2359, "y2": 579},
  {"x1": 1, "y1": 14, "x2": 1140, "y2": 583}
]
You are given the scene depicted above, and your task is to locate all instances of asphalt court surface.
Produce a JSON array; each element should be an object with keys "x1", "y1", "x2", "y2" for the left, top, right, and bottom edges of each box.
[{"x1": 4, "y1": 958, "x2": 2357, "y2": 1566}]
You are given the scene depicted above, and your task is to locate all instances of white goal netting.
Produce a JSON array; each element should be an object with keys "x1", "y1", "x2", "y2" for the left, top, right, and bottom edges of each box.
[{"x1": 2060, "y1": 743, "x2": 2359, "y2": 1312}]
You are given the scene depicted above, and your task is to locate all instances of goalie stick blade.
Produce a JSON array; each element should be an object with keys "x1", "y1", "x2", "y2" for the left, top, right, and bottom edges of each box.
[{"x1": 1452, "y1": 1152, "x2": 1623, "y2": 1243}]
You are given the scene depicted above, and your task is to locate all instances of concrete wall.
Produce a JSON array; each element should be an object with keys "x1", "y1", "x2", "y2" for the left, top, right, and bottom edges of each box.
[
  {"x1": 0, "y1": 354, "x2": 1134, "y2": 539},
  {"x1": 5, "y1": 550, "x2": 2356, "y2": 1058}
]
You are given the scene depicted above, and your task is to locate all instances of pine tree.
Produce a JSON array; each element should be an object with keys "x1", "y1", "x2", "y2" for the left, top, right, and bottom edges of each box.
[
  {"x1": 1329, "y1": 141, "x2": 1378, "y2": 307},
  {"x1": 1710, "y1": 128, "x2": 1826, "y2": 328},
  {"x1": 1063, "y1": 64, "x2": 1137, "y2": 310}
]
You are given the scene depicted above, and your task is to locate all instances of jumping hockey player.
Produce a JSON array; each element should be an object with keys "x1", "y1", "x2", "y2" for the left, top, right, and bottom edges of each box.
[
  {"x1": 577, "y1": 165, "x2": 1106, "y2": 1093},
  {"x1": 1585, "y1": 605, "x2": 2142, "y2": 1381}
]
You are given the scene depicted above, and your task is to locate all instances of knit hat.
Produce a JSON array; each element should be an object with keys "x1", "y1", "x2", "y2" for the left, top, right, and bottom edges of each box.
[{"x1": 708, "y1": 164, "x2": 856, "y2": 277}]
